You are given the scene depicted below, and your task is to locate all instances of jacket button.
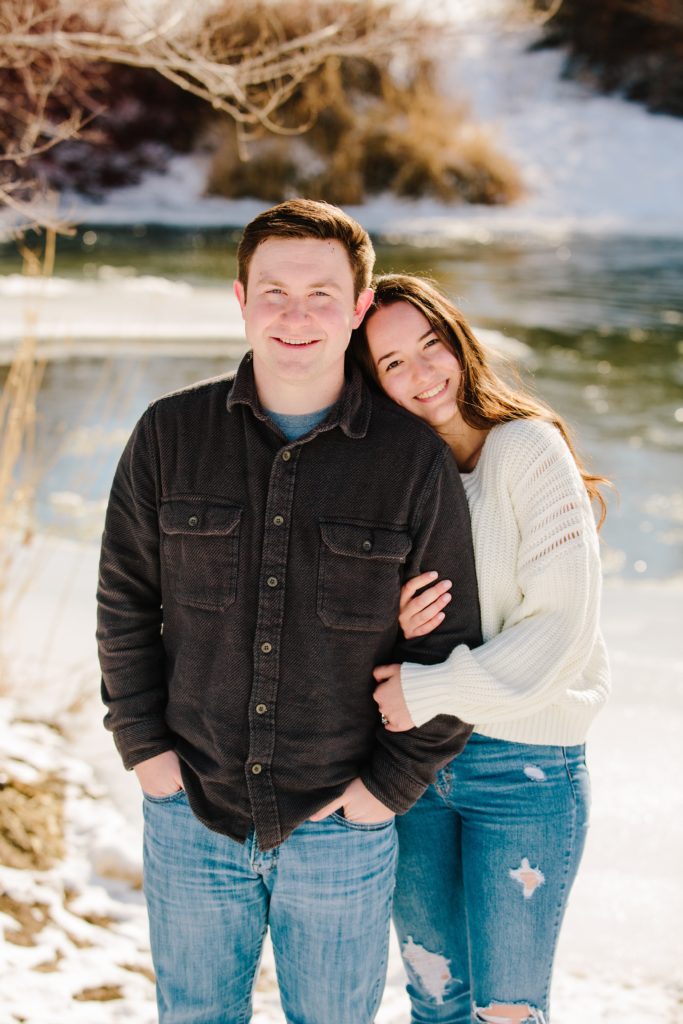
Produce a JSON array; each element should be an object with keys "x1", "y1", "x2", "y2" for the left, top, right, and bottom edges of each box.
[
  {"x1": 362, "y1": 539, "x2": 373, "y2": 552},
  {"x1": 255, "y1": 703, "x2": 268, "y2": 715},
  {"x1": 251, "y1": 763, "x2": 263, "y2": 775},
  {"x1": 260, "y1": 642, "x2": 272, "y2": 654},
  {"x1": 273, "y1": 515, "x2": 284, "y2": 526},
  {"x1": 188, "y1": 515, "x2": 199, "y2": 527},
  {"x1": 267, "y1": 576, "x2": 278, "y2": 588},
  {"x1": 281, "y1": 451, "x2": 291, "y2": 462}
]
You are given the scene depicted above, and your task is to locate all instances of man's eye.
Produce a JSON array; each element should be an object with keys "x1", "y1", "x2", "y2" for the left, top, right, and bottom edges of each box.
[{"x1": 312, "y1": 291, "x2": 329, "y2": 298}]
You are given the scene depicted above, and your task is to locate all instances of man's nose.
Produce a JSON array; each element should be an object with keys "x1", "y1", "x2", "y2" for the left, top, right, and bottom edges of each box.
[{"x1": 280, "y1": 297, "x2": 310, "y2": 322}]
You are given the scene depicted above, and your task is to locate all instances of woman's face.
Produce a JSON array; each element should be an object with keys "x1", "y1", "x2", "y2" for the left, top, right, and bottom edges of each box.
[{"x1": 365, "y1": 301, "x2": 462, "y2": 430}]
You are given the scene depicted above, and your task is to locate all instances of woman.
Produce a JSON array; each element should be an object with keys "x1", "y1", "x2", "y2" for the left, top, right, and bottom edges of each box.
[{"x1": 351, "y1": 275, "x2": 610, "y2": 1024}]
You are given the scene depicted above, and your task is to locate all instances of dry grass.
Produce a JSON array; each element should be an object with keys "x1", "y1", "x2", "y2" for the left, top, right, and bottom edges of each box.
[
  {"x1": 120, "y1": 961, "x2": 156, "y2": 984},
  {"x1": 73, "y1": 985, "x2": 124, "y2": 1002},
  {"x1": 206, "y1": 3, "x2": 522, "y2": 205},
  {"x1": 0, "y1": 233, "x2": 52, "y2": 694},
  {"x1": 0, "y1": 774, "x2": 65, "y2": 870},
  {"x1": 33, "y1": 951, "x2": 64, "y2": 971},
  {"x1": 0, "y1": 891, "x2": 52, "y2": 945}
]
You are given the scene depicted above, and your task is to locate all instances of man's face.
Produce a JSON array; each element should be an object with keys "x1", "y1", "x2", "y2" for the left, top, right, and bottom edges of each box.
[{"x1": 234, "y1": 237, "x2": 374, "y2": 410}]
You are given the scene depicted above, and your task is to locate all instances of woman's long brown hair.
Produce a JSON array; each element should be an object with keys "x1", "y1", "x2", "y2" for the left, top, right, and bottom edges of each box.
[{"x1": 350, "y1": 273, "x2": 610, "y2": 527}]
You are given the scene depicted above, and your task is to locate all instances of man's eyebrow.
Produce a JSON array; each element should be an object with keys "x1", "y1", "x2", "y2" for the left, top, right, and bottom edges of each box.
[
  {"x1": 376, "y1": 328, "x2": 435, "y2": 366},
  {"x1": 256, "y1": 276, "x2": 342, "y2": 291}
]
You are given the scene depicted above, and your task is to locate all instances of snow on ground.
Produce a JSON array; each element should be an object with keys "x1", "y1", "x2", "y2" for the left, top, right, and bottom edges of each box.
[{"x1": 1, "y1": 536, "x2": 682, "y2": 1023}]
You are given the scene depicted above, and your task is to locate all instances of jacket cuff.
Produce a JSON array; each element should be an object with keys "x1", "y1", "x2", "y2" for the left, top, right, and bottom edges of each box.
[
  {"x1": 401, "y1": 652, "x2": 464, "y2": 727},
  {"x1": 360, "y1": 760, "x2": 426, "y2": 816},
  {"x1": 111, "y1": 720, "x2": 176, "y2": 771}
]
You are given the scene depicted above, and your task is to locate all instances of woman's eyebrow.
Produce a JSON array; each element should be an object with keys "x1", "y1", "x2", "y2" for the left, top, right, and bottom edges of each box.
[
  {"x1": 376, "y1": 329, "x2": 435, "y2": 365},
  {"x1": 377, "y1": 350, "x2": 399, "y2": 366}
]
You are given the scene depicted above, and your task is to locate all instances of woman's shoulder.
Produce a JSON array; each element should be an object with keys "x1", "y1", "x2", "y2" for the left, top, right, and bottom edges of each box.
[
  {"x1": 491, "y1": 427, "x2": 595, "y2": 539},
  {"x1": 486, "y1": 417, "x2": 569, "y2": 468}
]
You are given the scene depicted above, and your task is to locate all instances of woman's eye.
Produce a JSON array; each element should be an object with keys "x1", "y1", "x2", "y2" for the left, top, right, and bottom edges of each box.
[
  {"x1": 424, "y1": 337, "x2": 441, "y2": 349},
  {"x1": 385, "y1": 359, "x2": 401, "y2": 372}
]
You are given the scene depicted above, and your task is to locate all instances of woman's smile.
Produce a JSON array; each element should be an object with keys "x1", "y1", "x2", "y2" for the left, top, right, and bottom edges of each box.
[{"x1": 414, "y1": 380, "x2": 450, "y2": 402}]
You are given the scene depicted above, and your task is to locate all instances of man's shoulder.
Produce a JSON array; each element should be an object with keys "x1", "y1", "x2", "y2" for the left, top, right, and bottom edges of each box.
[
  {"x1": 368, "y1": 389, "x2": 449, "y2": 456},
  {"x1": 147, "y1": 372, "x2": 237, "y2": 413}
]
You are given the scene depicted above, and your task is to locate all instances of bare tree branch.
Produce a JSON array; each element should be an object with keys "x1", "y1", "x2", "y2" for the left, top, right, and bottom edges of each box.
[{"x1": 1, "y1": 2, "x2": 420, "y2": 126}]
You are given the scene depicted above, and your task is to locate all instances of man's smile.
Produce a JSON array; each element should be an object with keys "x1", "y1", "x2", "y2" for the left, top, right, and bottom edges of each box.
[{"x1": 273, "y1": 336, "x2": 322, "y2": 347}]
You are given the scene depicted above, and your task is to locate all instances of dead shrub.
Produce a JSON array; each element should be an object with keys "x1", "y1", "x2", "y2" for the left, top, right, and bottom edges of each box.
[{"x1": 205, "y1": 7, "x2": 522, "y2": 205}]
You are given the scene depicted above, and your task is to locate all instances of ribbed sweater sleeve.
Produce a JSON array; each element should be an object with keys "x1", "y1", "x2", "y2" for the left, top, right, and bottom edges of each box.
[{"x1": 400, "y1": 421, "x2": 609, "y2": 735}]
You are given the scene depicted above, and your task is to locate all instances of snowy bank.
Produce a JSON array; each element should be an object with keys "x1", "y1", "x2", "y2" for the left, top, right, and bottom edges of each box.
[{"x1": 4, "y1": 21, "x2": 680, "y2": 244}]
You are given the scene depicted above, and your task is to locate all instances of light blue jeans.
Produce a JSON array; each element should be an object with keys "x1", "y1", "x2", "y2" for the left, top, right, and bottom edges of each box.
[
  {"x1": 393, "y1": 735, "x2": 591, "y2": 1024},
  {"x1": 142, "y1": 790, "x2": 397, "y2": 1024}
]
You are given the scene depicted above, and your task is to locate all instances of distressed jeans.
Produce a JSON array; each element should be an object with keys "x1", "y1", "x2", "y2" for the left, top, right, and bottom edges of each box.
[
  {"x1": 393, "y1": 735, "x2": 591, "y2": 1024},
  {"x1": 142, "y1": 790, "x2": 397, "y2": 1024}
]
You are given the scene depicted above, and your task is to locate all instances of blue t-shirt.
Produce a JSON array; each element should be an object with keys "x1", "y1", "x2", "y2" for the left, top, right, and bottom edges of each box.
[{"x1": 265, "y1": 405, "x2": 334, "y2": 441}]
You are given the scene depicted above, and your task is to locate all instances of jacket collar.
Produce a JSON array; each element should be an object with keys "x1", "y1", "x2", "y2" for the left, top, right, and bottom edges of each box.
[{"x1": 226, "y1": 352, "x2": 371, "y2": 440}]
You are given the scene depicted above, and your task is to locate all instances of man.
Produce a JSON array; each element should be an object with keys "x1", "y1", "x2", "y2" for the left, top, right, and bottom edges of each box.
[{"x1": 97, "y1": 199, "x2": 481, "y2": 1024}]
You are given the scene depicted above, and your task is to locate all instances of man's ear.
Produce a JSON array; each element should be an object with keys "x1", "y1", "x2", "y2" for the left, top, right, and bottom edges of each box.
[
  {"x1": 352, "y1": 288, "x2": 375, "y2": 329},
  {"x1": 233, "y1": 280, "x2": 246, "y2": 318}
]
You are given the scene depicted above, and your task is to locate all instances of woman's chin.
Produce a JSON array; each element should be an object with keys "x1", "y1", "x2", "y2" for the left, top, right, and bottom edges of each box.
[{"x1": 413, "y1": 404, "x2": 458, "y2": 430}]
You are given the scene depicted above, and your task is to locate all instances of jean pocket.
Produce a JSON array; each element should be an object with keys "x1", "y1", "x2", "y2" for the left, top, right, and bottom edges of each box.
[
  {"x1": 143, "y1": 788, "x2": 187, "y2": 804},
  {"x1": 160, "y1": 498, "x2": 241, "y2": 611},
  {"x1": 330, "y1": 811, "x2": 395, "y2": 832},
  {"x1": 317, "y1": 520, "x2": 412, "y2": 632}
]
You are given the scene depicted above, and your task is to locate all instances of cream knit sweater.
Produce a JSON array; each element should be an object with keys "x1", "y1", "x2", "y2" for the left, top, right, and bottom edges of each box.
[{"x1": 401, "y1": 418, "x2": 610, "y2": 745}]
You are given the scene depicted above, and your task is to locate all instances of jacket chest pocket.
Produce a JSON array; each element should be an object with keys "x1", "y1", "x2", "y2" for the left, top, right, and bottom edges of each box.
[
  {"x1": 160, "y1": 499, "x2": 242, "y2": 611},
  {"x1": 317, "y1": 520, "x2": 412, "y2": 632}
]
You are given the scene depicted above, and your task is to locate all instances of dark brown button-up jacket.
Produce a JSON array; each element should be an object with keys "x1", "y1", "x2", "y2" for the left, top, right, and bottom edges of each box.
[{"x1": 97, "y1": 355, "x2": 481, "y2": 850}]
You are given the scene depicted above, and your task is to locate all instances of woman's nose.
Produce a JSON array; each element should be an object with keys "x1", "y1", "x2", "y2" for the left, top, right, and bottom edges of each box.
[{"x1": 412, "y1": 354, "x2": 432, "y2": 387}]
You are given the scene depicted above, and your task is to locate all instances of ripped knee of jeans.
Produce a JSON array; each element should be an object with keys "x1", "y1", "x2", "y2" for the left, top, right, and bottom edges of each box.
[
  {"x1": 401, "y1": 936, "x2": 455, "y2": 1005},
  {"x1": 473, "y1": 1002, "x2": 547, "y2": 1024}
]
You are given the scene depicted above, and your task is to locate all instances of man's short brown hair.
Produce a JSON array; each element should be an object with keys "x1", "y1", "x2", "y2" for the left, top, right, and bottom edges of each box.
[{"x1": 237, "y1": 198, "x2": 375, "y2": 300}]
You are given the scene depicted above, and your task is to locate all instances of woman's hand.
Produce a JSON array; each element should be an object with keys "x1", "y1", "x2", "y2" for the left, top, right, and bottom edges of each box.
[
  {"x1": 399, "y1": 571, "x2": 452, "y2": 639},
  {"x1": 373, "y1": 664, "x2": 416, "y2": 732}
]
